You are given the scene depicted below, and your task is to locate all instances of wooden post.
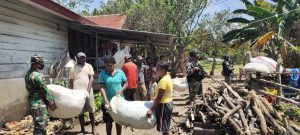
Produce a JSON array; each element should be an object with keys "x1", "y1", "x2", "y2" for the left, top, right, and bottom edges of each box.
[
  {"x1": 246, "y1": 51, "x2": 252, "y2": 63},
  {"x1": 276, "y1": 54, "x2": 283, "y2": 105},
  {"x1": 95, "y1": 33, "x2": 99, "y2": 74}
]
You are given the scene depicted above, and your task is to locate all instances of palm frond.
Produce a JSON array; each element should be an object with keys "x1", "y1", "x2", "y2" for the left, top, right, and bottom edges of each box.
[
  {"x1": 227, "y1": 17, "x2": 251, "y2": 23},
  {"x1": 253, "y1": 31, "x2": 276, "y2": 50}
]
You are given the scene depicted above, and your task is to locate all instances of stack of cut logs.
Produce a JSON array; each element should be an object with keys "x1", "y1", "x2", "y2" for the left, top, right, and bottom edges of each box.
[{"x1": 186, "y1": 81, "x2": 300, "y2": 135}]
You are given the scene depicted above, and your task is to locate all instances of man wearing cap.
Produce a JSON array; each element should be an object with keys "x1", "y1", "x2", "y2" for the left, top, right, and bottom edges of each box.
[
  {"x1": 222, "y1": 55, "x2": 234, "y2": 85},
  {"x1": 122, "y1": 54, "x2": 138, "y2": 101},
  {"x1": 186, "y1": 50, "x2": 208, "y2": 104},
  {"x1": 25, "y1": 54, "x2": 57, "y2": 135},
  {"x1": 69, "y1": 52, "x2": 96, "y2": 134},
  {"x1": 136, "y1": 55, "x2": 147, "y2": 101}
]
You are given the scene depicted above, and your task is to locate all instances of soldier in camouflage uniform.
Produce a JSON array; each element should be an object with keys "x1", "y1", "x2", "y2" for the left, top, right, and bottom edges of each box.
[
  {"x1": 186, "y1": 50, "x2": 208, "y2": 104},
  {"x1": 25, "y1": 54, "x2": 56, "y2": 135}
]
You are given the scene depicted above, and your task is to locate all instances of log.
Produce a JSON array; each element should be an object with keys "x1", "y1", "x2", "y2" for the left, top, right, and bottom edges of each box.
[
  {"x1": 252, "y1": 101, "x2": 268, "y2": 135},
  {"x1": 258, "y1": 90, "x2": 300, "y2": 107},
  {"x1": 259, "y1": 96, "x2": 283, "y2": 120},
  {"x1": 214, "y1": 104, "x2": 230, "y2": 112},
  {"x1": 256, "y1": 79, "x2": 300, "y2": 93},
  {"x1": 283, "y1": 116, "x2": 299, "y2": 135},
  {"x1": 219, "y1": 110, "x2": 243, "y2": 135},
  {"x1": 251, "y1": 91, "x2": 286, "y2": 135},
  {"x1": 233, "y1": 118, "x2": 243, "y2": 128},
  {"x1": 223, "y1": 93, "x2": 251, "y2": 135},
  {"x1": 222, "y1": 81, "x2": 244, "y2": 101},
  {"x1": 217, "y1": 96, "x2": 223, "y2": 105},
  {"x1": 291, "y1": 124, "x2": 300, "y2": 133},
  {"x1": 221, "y1": 104, "x2": 243, "y2": 124},
  {"x1": 199, "y1": 111, "x2": 207, "y2": 124}
]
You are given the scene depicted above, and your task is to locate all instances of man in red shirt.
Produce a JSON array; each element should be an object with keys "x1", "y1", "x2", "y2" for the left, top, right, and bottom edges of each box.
[{"x1": 122, "y1": 54, "x2": 138, "y2": 101}]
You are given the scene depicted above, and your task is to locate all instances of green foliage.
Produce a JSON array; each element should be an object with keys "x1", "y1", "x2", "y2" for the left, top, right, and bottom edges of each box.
[
  {"x1": 94, "y1": 92, "x2": 103, "y2": 112},
  {"x1": 227, "y1": 17, "x2": 251, "y2": 23},
  {"x1": 279, "y1": 103, "x2": 300, "y2": 121},
  {"x1": 53, "y1": 80, "x2": 66, "y2": 87},
  {"x1": 223, "y1": 0, "x2": 300, "y2": 59},
  {"x1": 52, "y1": 0, "x2": 93, "y2": 13}
]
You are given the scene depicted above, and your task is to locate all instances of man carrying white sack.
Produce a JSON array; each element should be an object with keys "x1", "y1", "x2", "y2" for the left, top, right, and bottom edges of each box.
[{"x1": 69, "y1": 52, "x2": 96, "y2": 135}]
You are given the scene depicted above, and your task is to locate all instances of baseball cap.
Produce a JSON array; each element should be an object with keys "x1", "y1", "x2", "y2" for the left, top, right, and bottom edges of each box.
[{"x1": 77, "y1": 52, "x2": 86, "y2": 57}]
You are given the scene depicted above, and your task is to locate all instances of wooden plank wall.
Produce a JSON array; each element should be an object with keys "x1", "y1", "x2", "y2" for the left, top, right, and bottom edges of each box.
[{"x1": 0, "y1": 0, "x2": 68, "y2": 79}]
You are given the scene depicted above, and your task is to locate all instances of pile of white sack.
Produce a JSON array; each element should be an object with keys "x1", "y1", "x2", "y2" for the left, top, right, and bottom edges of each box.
[
  {"x1": 113, "y1": 46, "x2": 130, "y2": 69},
  {"x1": 47, "y1": 84, "x2": 88, "y2": 118},
  {"x1": 109, "y1": 95, "x2": 156, "y2": 129},
  {"x1": 172, "y1": 77, "x2": 189, "y2": 92},
  {"x1": 243, "y1": 56, "x2": 284, "y2": 74}
]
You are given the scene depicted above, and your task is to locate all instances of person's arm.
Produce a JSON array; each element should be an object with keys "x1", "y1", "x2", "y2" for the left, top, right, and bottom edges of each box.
[
  {"x1": 118, "y1": 80, "x2": 128, "y2": 95},
  {"x1": 146, "y1": 88, "x2": 164, "y2": 117},
  {"x1": 69, "y1": 79, "x2": 74, "y2": 89},
  {"x1": 118, "y1": 70, "x2": 128, "y2": 95},
  {"x1": 87, "y1": 64, "x2": 95, "y2": 93},
  {"x1": 87, "y1": 74, "x2": 94, "y2": 93},
  {"x1": 69, "y1": 66, "x2": 75, "y2": 89},
  {"x1": 187, "y1": 62, "x2": 198, "y2": 76},
  {"x1": 99, "y1": 84, "x2": 109, "y2": 105},
  {"x1": 34, "y1": 74, "x2": 56, "y2": 110}
]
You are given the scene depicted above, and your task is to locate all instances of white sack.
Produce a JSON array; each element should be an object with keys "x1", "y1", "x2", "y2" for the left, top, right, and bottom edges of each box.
[
  {"x1": 109, "y1": 95, "x2": 156, "y2": 129},
  {"x1": 113, "y1": 46, "x2": 130, "y2": 69},
  {"x1": 47, "y1": 84, "x2": 88, "y2": 118},
  {"x1": 250, "y1": 56, "x2": 283, "y2": 73},
  {"x1": 243, "y1": 63, "x2": 270, "y2": 74},
  {"x1": 172, "y1": 77, "x2": 188, "y2": 92}
]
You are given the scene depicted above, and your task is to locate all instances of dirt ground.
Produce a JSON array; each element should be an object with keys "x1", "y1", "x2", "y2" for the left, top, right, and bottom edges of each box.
[{"x1": 56, "y1": 76, "x2": 227, "y2": 135}]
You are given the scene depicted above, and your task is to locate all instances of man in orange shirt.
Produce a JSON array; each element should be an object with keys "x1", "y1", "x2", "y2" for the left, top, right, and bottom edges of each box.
[{"x1": 122, "y1": 54, "x2": 138, "y2": 101}]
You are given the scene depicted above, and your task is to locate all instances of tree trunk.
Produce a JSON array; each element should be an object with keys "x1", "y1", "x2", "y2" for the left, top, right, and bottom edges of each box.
[{"x1": 210, "y1": 42, "x2": 217, "y2": 75}]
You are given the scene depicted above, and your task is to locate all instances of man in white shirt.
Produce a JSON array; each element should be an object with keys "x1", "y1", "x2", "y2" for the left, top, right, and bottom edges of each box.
[{"x1": 69, "y1": 52, "x2": 96, "y2": 135}]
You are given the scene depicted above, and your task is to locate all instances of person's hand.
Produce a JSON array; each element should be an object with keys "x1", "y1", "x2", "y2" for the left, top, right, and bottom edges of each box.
[
  {"x1": 49, "y1": 102, "x2": 57, "y2": 111},
  {"x1": 118, "y1": 90, "x2": 123, "y2": 96},
  {"x1": 146, "y1": 110, "x2": 153, "y2": 118},
  {"x1": 193, "y1": 67, "x2": 200, "y2": 71},
  {"x1": 105, "y1": 104, "x2": 111, "y2": 111}
]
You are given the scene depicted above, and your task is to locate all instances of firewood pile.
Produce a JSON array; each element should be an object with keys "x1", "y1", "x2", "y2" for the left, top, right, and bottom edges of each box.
[
  {"x1": 185, "y1": 80, "x2": 300, "y2": 135},
  {"x1": 0, "y1": 115, "x2": 63, "y2": 135}
]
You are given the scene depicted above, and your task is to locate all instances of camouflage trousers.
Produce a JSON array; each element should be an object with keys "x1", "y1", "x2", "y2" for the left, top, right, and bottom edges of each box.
[
  {"x1": 224, "y1": 76, "x2": 232, "y2": 85},
  {"x1": 30, "y1": 101, "x2": 49, "y2": 135},
  {"x1": 188, "y1": 81, "x2": 202, "y2": 101}
]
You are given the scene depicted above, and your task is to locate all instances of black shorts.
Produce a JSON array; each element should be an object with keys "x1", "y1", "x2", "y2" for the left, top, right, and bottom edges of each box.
[
  {"x1": 123, "y1": 88, "x2": 137, "y2": 101},
  {"x1": 101, "y1": 104, "x2": 114, "y2": 123},
  {"x1": 155, "y1": 102, "x2": 173, "y2": 133}
]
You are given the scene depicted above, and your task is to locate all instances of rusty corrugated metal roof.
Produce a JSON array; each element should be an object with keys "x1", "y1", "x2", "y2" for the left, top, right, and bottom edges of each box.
[{"x1": 85, "y1": 15, "x2": 126, "y2": 29}]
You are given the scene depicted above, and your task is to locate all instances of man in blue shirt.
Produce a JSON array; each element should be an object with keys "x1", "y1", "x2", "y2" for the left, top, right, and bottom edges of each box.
[{"x1": 98, "y1": 56, "x2": 128, "y2": 135}]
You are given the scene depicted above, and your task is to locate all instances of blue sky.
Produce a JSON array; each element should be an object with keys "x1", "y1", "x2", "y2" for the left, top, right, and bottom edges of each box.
[{"x1": 203, "y1": 0, "x2": 247, "y2": 14}]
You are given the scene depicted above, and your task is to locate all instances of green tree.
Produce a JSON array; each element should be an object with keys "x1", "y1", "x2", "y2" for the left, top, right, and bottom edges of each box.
[
  {"x1": 188, "y1": 10, "x2": 244, "y2": 75},
  {"x1": 52, "y1": 0, "x2": 93, "y2": 13},
  {"x1": 223, "y1": 0, "x2": 300, "y2": 62},
  {"x1": 94, "y1": 0, "x2": 210, "y2": 74}
]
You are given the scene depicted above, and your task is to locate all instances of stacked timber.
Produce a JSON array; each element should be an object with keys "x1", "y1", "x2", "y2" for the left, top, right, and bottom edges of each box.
[{"x1": 185, "y1": 81, "x2": 300, "y2": 135}]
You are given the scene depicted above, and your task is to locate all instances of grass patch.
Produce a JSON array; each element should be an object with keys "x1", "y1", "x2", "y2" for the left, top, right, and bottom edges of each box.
[{"x1": 200, "y1": 61, "x2": 243, "y2": 75}]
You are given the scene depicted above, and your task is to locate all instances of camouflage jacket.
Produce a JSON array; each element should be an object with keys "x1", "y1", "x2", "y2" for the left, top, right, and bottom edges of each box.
[
  {"x1": 25, "y1": 69, "x2": 54, "y2": 106},
  {"x1": 186, "y1": 58, "x2": 207, "y2": 82}
]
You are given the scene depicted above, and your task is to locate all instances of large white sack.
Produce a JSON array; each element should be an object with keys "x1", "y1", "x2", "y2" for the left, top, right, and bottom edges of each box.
[
  {"x1": 243, "y1": 63, "x2": 270, "y2": 74},
  {"x1": 113, "y1": 46, "x2": 130, "y2": 69},
  {"x1": 47, "y1": 84, "x2": 88, "y2": 118},
  {"x1": 172, "y1": 77, "x2": 188, "y2": 92},
  {"x1": 250, "y1": 56, "x2": 283, "y2": 73},
  {"x1": 109, "y1": 95, "x2": 156, "y2": 129}
]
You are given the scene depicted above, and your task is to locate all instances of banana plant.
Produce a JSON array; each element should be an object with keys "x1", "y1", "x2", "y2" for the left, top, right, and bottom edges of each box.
[{"x1": 223, "y1": 0, "x2": 300, "y2": 59}]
